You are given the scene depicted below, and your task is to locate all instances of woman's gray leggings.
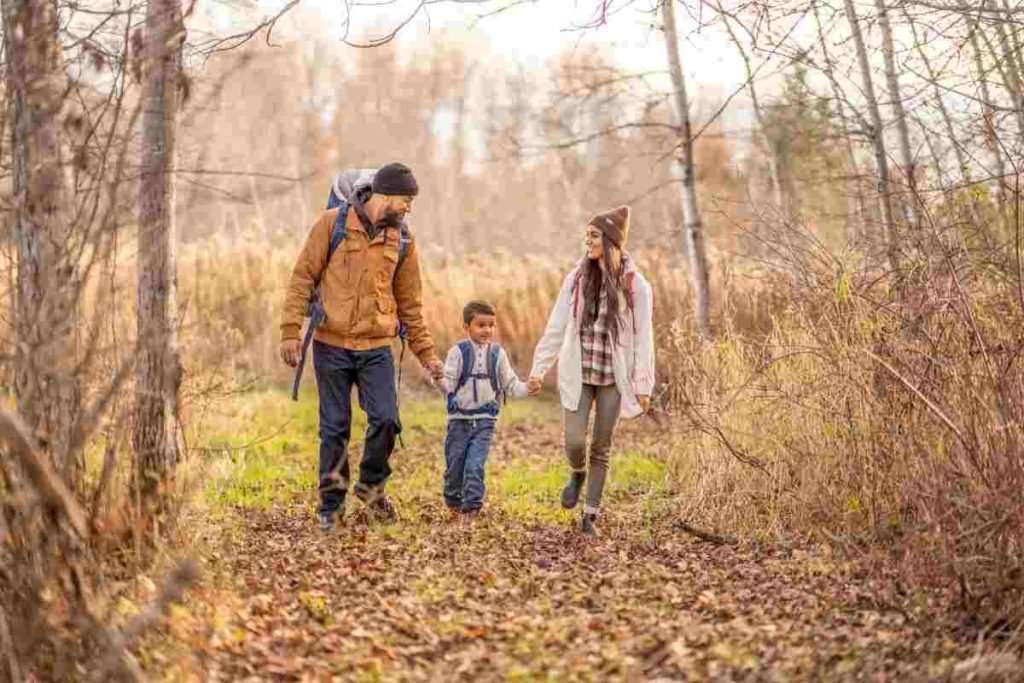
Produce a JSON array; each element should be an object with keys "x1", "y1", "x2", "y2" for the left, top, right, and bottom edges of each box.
[{"x1": 563, "y1": 383, "x2": 621, "y2": 515}]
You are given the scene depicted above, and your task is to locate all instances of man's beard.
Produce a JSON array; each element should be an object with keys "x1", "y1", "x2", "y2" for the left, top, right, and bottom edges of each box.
[{"x1": 375, "y1": 207, "x2": 403, "y2": 230}]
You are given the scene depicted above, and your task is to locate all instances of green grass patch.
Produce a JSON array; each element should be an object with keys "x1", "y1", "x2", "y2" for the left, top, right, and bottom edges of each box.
[
  {"x1": 201, "y1": 385, "x2": 330, "y2": 509},
  {"x1": 399, "y1": 391, "x2": 556, "y2": 436},
  {"x1": 199, "y1": 380, "x2": 602, "y2": 516},
  {"x1": 205, "y1": 444, "x2": 316, "y2": 509},
  {"x1": 492, "y1": 457, "x2": 571, "y2": 523},
  {"x1": 606, "y1": 450, "x2": 668, "y2": 497},
  {"x1": 491, "y1": 449, "x2": 668, "y2": 523}
]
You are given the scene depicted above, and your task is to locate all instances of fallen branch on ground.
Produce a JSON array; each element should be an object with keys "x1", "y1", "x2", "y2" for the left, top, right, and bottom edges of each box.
[{"x1": 673, "y1": 519, "x2": 739, "y2": 546}]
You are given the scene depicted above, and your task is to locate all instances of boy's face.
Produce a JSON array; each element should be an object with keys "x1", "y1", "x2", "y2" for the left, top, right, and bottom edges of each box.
[{"x1": 466, "y1": 313, "x2": 497, "y2": 345}]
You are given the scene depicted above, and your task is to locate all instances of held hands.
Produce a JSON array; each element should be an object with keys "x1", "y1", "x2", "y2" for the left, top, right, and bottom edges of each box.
[
  {"x1": 424, "y1": 359, "x2": 445, "y2": 383},
  {"x1": 527, "y1": 376, "x2": 543, "y2": 397},
  {"x1": 280, "y1": 339, "x2": 301, "y2": 368},
  {"x1": 637, "y1": 395, "x2": 651, "y2": 413}
]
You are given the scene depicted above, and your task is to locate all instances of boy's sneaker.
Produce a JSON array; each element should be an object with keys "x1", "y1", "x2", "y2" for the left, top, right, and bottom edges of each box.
[
  {"x1": 368, "y1": 495, "x2": 397, "y2": 523},
  {"x1": 581, "y1": 512, "x2": 598, "y2": 537},
  {"x1": 319, "y1": 511, "x2": 339, "y2": 534},
  {"x1": 461, "y1": 509, "x2": 482, "y2": 525},
  {"x1": 561, "y1": 471, "x2": 586, "y2": 509}
]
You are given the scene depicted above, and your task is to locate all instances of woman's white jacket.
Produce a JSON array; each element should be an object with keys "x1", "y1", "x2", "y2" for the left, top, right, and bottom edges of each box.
[{"x1": 530, "y1": 257, "x2": 655, "y2": 419}]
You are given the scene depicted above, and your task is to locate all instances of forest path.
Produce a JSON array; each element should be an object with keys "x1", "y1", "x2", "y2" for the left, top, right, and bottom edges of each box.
[{"x1": 150, "y1": 388, "x2": 955, "y2": 681}]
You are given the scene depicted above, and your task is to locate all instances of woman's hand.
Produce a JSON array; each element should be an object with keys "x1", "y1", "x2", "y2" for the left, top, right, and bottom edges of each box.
[
  {"x1": 637, "y1": 395, "x2": 651, "y2": 413},
  {"x1": 527, "y1": 376, "x2": 543, "y2": 396}
]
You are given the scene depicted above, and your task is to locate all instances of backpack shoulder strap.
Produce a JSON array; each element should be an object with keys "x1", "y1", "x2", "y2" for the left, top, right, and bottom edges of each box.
[
  {"x1": 453, "y1": 340, "x2": 475, "y2": 394},
  {"x1": 328, "y1": 201, "x2": 349, "y2": 261},
  {"x1": 487, "y1": 344, "x2": 502, "y2": 395},
  {"x1": 311, "y1": 202, "x2": 349, "y2": 291},
  {"x1": 625, "y1": 271, "x2": 636, "y2": 309},
  {"x1": 396, "y1": 222, "x2": 412, "y2": 269}
]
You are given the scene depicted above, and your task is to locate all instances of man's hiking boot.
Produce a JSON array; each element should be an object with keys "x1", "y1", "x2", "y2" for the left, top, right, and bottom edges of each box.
[
  {"x1": 353, "y1": 482, "x2": 393, "y2": 521},
  {"x1": 581, "y1": 512, "x2": 598, "y2": 537},
  {"x1": 561, "y1": 471, "x2": 586, "y2": 509},
  {"x1": 368, "y1": 495, "x2": 397, "y2": 524},
  {"x1": 319, "y1": 511, "x2": 339, "y2": 534}
]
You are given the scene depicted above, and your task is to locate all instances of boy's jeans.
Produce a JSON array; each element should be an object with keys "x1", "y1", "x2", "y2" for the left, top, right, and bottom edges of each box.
[
  {"x1": 313, "y1": 341, "x2": 400, "y2": 516},
  {"x1": 443, "y1": 418, "x2": 496, "y2": 512}
]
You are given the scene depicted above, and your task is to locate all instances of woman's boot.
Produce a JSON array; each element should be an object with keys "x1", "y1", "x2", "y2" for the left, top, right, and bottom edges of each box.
[
  {"x1": 561, "y1": 471, "x2": 586, "y2": 509},
  {"x1": 581, "y1": 511, "x2": 598, "y2": 537}
]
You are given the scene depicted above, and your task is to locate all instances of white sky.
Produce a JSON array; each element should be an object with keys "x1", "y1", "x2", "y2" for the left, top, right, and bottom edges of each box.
[{"x1": 192, "y1": 0, "x2": 750, "y2": 101}]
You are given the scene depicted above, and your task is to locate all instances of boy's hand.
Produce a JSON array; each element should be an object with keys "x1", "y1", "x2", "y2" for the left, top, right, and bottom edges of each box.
[
  {"x1": 637, "y1": 395, "x2": 651, "y2": 413},
  {"x1": 527, "y1": 377, "x2": 542, "y2": 396}
]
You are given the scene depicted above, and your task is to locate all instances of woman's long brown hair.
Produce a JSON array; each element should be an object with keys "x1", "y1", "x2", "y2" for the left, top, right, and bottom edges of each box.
[{"x1": 576, "y1": 236, "x2": 633, "y2": 344}]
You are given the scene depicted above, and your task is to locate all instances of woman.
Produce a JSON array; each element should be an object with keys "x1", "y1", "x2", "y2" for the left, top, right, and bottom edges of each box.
[{"x1": 528, "y1": 205, "x2": 655, "y2": 537}]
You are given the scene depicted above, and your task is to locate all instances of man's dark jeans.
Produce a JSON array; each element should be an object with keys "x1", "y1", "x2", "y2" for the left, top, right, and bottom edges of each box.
[{"x1": 313, "y1": 341, "x2": 399, "y2": 515}]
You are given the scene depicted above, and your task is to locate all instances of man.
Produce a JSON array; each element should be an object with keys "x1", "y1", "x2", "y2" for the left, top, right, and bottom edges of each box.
[{"x1": 280, "y1": 162, "x2": 444, "y2": 532}]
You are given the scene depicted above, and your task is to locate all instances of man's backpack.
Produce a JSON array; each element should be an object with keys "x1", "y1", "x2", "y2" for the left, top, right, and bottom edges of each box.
[
  {"x1": 446, "y1": 340, "x2": 504, "y2": 417},
  {"x1": 291, "y1": 168, "x2": 412, "y2": 401}
]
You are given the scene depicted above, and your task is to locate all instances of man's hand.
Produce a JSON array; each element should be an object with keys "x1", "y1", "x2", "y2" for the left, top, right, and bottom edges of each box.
[
  {"x1": 527, "y1": 376, "x2": 543, "y2": 397},
  {"x1": 424, "y1": 359, "x2": 445, "y2": 383},
  {"x1": 280, "y1": 339, "x2": 301, "y2": 368},
  {"x1": 637, "y1": 395, "x2": 651, "y2": 413}
]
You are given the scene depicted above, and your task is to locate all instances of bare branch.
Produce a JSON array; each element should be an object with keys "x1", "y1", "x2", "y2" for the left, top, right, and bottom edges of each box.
[
  {"x1": 0, "y1": 408, "x2": 89, "y2": 539},
  {"x1": 192, "y1": 0, "x2": 300, "y2": 56}
]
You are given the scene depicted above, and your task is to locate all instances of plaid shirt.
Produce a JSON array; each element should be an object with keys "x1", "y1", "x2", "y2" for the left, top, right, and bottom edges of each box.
[{"x1": 580, "y1": 289, "x2": 616, "y2": 386}]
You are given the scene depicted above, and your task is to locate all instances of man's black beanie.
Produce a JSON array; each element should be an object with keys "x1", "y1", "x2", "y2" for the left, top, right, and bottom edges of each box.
[{"x1": 372, "y1": 162, "x2": 419, "y2": 197}]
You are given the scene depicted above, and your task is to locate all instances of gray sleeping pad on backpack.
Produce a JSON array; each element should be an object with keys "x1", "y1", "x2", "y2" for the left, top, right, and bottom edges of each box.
[{"x1": 333, "y1": 168, "x2": 376, "y2": 203}]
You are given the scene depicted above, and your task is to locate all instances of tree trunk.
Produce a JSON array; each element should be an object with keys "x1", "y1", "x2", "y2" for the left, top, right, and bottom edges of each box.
[
  {"x1": 843, "y1": 0, "x2": 902, "y2": 288},
  {"x1": 908, "y1": 15, "x2": 968, "y2": 182},
  {"x1": 662, "y1": 0, "x2": 712, "y2": 341},
  {"x1": 2, "y1": 0, "x2": 81, "y2": 477},
  {"x1": 907, "y1": 12, "x2": 986, "y2": 233},
  {"x1": 968, "y1": 18, "x2": 1010, "y2": 231},
  {"x1": 135, "y1": 0, "x2": 184, "y2": 499},
  {"x1": 875, "y1": 0, "x2": 919, "y2": 234},
  {"x1": 989, "y1": 0, "x2": 1024, "y2": 140},
  {"x1": 718, "y1": 5, "x2": 791, "y2": 224},
  {"x1": 812, "y1": 1, "x2": 870, "y2": 246}
]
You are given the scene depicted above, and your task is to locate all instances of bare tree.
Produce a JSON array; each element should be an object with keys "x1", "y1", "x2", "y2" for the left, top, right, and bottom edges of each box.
[
  {"x1": 662, "y1": 0, "x2": 712, "y2": 340},
  {"x1": 987, "y1": 0, "x2": 1024, "y2": 140},
  {"x1": 2, "y1": 0, "x2": 82, "y2": 476},
  {"x1": 811, "y1": 0, "x2": 870, "y2": 244},
  {"x1": 843, "y1": 0, "x2": 902, "y2": 286},
  {"x1": 904, "y1": 9, "x2": 998, "y2": 252},
  {"x1": 965, "y1": 11, "x2": 1010, "y2": 232},
  {"x1": 876, "y1": 0, "x2": 919, "y2": 236},
  {"x1": 717, "y1": 3, "x2": 791, "y2": 221},
  {"x1": 906, "y1": 14, "x2": 968, "y2": 184},
  {"x1": 135, "y1": 0, "x2": 185, "y2": 499}
]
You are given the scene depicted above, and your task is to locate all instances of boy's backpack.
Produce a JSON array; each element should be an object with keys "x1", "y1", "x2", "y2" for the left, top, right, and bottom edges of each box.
[
  {"x1": 446, "y1": 340, "x2": 503, "y2": 417},
  {"x1": 291, "y1": 168, "x2": 412, "y2": 401}
]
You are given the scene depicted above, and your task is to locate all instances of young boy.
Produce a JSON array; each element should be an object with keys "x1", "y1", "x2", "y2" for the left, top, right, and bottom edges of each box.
[{"x1": 440, "y1": 300, "x2": 530, "y2": 517}]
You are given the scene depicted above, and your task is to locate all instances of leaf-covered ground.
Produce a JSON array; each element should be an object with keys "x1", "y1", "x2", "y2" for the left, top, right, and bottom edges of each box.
[{"x1": 147, "y1": 387, "x2": 967, "y2": 681}]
